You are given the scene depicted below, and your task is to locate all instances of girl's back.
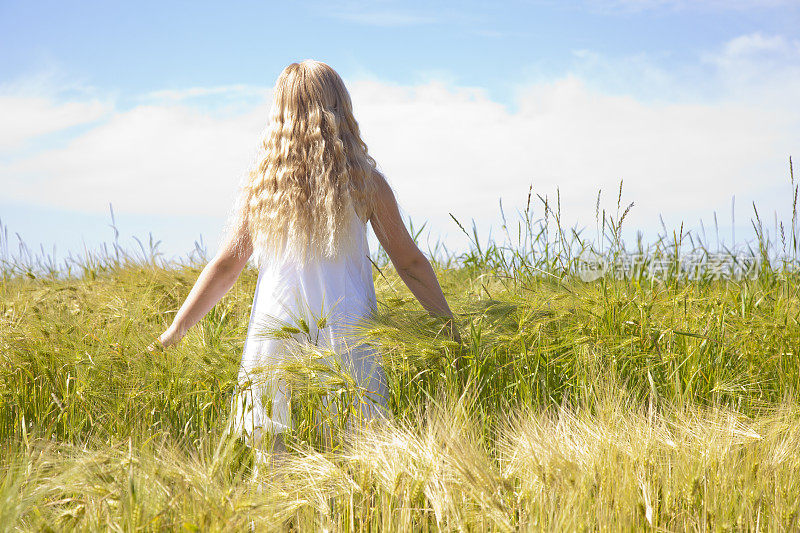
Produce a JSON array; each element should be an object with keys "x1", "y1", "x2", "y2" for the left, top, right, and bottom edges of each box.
[{"x1": 231, "y1": 204, "x2": 389, "y2": 444}]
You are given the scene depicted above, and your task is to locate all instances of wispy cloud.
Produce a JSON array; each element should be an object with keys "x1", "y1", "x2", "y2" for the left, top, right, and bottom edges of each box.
[
  {"x1": 143, "y1": 85, "x2": 271, "y2": 102},
  {"x1": 565, "y1": 31, "x2": 800, "y2": 106},
  {"x1": 0, "y1": 69, "x2": 113, "y2": 150},
  {"x1": 700, "y1": 32, "x2": 800, "y2": 103},
  {"x1": 579, "y1": 0, "x2": 797, "y2": 13},
  {"x1": 318, "y1": 1, "x2": 437, "y2": 26},
  {"x1": 332, "y1": 9, "x2": 436, "y2": 26},
  {"x1": 709, "y1": 32, "x2": 800, "y2": 64}
]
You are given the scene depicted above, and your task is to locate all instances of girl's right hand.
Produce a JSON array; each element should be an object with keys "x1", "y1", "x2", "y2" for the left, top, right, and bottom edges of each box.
[{"x1": 148, "y1": 326, "x2": 183, "y2": 353}]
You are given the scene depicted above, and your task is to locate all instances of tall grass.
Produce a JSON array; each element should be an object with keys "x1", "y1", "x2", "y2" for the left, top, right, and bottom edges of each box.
[{"x1": 1, "y1": 158, "x2": 799, "y2": 530}]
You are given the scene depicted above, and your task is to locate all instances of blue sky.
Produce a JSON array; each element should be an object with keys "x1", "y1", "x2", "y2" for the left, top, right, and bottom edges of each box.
[{"x1": 2, "y1": 0, "x2": 799, "y2": 267}]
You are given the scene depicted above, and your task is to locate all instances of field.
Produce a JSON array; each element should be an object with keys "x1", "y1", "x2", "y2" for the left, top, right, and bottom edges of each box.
[{"x1": 2, "y1": 176, "x2": 800, "y2": 530}]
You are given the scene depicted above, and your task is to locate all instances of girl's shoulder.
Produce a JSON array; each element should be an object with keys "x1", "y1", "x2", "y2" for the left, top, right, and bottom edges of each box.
[{"x1": 364, "y1": 169, "x2": 393, "y2": 222}]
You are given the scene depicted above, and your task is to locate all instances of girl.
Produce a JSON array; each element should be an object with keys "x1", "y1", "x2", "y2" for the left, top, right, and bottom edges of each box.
[{"x1": 151, "y1": 60, "x2": 456, "y2": 457}]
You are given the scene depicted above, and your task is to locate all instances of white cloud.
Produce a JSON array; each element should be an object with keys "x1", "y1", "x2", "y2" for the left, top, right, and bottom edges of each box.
[
  {"x1": 2, "y1": 101, "x2": 271, "y2": 218},
  {"x1": 0, "y1": 95, "x2": 111, "y2": 150},
  {"x1": 352, "y1": 76, "x2": 796, "y2": 247},
  {"x1": 2, "y1": 33, "x2": 798, "y2": 253}
]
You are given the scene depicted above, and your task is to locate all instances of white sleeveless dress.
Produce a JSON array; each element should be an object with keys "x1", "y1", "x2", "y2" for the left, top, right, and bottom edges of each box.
[{"x1": 230, "y1": 208, "x2": 390, "y2": 445}]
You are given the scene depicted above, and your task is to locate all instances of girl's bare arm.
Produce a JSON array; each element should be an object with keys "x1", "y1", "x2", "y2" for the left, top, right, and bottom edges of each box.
[
  {"x1": 369, "y1": 173, "x2": 456, "y2": 324},
  {"x1": 153, "y1": 218, "x2": 253, "y2": 349}
]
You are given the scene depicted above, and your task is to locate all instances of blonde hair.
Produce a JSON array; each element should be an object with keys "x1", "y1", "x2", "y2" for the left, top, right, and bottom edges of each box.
[{"x1": 227, "y1": 60, "x2": 380, "y2": 264}]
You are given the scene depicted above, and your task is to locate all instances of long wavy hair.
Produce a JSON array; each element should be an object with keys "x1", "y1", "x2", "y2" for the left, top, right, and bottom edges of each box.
[{"x1": 228, "y1": 60, "x2": 380, "y2": 264}]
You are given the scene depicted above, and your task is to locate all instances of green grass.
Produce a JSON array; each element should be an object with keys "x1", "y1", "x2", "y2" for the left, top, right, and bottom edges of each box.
[{"x1": 2, "y1": 166, "x2": 800, "y2": 530}]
